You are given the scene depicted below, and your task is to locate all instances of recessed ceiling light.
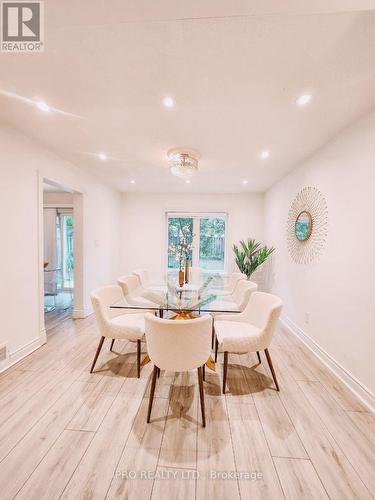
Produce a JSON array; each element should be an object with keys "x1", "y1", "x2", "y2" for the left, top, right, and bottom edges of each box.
[
  {"x1": 36, "y1": 100, "x2": 50, "y2": 112},
  {"x1": 242, "y1": 179, "x2": 248, "y2": 185},
  {"x1": 130, "y1": 180, "x2": 136, "y2": 184},
  {"x1": 296, "y1": 94, "x2": 312, "y2": 107},
  {"x1": 260, "y1": 150, "x2": 270, "y2": 159},
  {"x1": 162, "y1": 96, "x2": 175, "y2": 108},
  {"x1": 185, "y1": 179, "x2": 191, "y2": 184},
  {"x1": 98, "y1": 153, "x2": 107, "y2": 161}
]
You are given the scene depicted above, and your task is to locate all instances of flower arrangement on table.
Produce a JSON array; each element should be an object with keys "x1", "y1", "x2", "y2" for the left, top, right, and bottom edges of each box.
[{"x1": 168, "y1": 222, "x2": 194, "y2": 285}]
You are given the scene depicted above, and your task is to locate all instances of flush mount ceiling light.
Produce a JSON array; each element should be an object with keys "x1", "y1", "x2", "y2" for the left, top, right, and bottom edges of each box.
[
  {"x1": 98, "y1": 152, "x2": 107, "y2": 161},
  {"x1": 296, "y1": 94, "x2": 312, "y2": 107},
  {"x1": 260, "y1": 150, "x2": 270, "y2": 159},
  {"x1": 162, "y1": 96, "x2": 175, "y2": 108},
  {"x1": 36, "y1": 100, "x2": 50, "y2": 112},
  {"x1": 167, "y1": 148, "x2": 200, "y2": 179}
]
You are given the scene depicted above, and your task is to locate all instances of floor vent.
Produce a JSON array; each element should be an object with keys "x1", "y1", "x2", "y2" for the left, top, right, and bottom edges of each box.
[{"x1": 0, "y1": 344, "x2": 8, "y2": 362}]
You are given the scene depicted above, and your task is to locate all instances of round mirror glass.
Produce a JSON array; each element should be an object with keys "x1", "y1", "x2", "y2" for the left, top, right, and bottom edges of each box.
[{"x1": 295, "y1": 211, "x2": 312, "y2": 241}]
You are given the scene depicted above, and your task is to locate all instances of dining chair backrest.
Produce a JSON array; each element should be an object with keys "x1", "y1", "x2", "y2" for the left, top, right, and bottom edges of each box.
[
  {"x1": 118, "y1": 275, "x2": 140, "y2": 296},
  {"x1": 227, "y1": 272, "x2": 247, "y2": 293},
  {"x1": 145, "y1": 314, "x2": 212, "y2": 372},
  {"x1": 132, "y1": 269, "x2": 149, "y2": 287},
  {"x1": 232, "y1": 280, "x2": 258, "y2": 310},
  {"x1": 243, "y1": 291, "x2": 283, "y2": 349},
  {"x1": 91, "y1": 285, "x2": 124, "y2": 334}
]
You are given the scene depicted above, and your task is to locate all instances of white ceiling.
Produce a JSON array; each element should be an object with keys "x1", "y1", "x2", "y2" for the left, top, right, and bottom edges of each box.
[{"x1": 1, "y1": 1, "x2": 375, "y2": 193}]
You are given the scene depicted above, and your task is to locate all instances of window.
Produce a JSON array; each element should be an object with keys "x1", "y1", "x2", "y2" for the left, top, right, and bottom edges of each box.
[{"x1": 167, "y1": 213, "x2": 227, "y2": 271}]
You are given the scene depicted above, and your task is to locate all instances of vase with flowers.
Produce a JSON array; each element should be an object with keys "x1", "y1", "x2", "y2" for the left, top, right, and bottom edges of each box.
[{"x1": 168, "y1": 222, "x2": 194, "y2": 287}]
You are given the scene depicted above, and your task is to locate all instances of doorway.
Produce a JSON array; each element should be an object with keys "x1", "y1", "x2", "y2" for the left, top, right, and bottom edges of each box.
[{"x1": 43, "y1": 182, "x2": 74, "y2": 332}]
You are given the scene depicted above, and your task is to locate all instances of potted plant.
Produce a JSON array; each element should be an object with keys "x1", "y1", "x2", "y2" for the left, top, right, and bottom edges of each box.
[{"x1": 233, "y1": 238, "x2": 274, "y2": 279}]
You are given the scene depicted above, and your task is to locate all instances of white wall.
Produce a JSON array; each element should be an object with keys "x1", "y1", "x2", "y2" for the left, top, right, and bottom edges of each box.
[
  {"x1": 43, "y1": 191, "x2": 74, "y2": 205},
  {"x1": 120, "y1": 192, "x2": 264, "y2": 279},
  {"x1": 0, "y1": 124, "x2": 122, "y2": 370},
  {"x1": 264, "y1": 108, "x2": 375, "y2": 397}
]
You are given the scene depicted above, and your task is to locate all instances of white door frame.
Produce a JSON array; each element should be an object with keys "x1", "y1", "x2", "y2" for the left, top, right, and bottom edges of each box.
[{"x1": 38, "y1": 171, "x2": 85, "y2": 342}]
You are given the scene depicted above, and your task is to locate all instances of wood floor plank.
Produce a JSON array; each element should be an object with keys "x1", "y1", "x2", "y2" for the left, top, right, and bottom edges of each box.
[
  {"x1": 107, "y1": 397, "x2": 169, "y2": 500},
  {"x1": 0, "y1": 366, "x2": 89, "y2": 462},
  {"x1": 15, "y1": 429, "x2": 93, "y2": 500},
  {"x1": 66, "y1": 375, "x2": 125, "y2": 432},
  {"x1": 60, "y1": 393, "x2": 143, "y2": 500},
  {"x1": 227, "y1": 401, "x2": 285, "y2": 499},
  {"x1": 273, "y1": 457, "x2": 329, "y2": 500},
  {"x1": 158, "y1": 372, "x2": 199, "y2": 470},
  {"x1": 347, "y1": 411, "x2": 375, "y2": 447},
  {"x1": 196, "y1": 372, "x2": 240, "y2": 500},
  {"x1": 271, "y1": 351, "x2": 373, "y2": 499},
  {"x1": 238, "y1": 353, "x2": 308, "y2": 459},
  {"x1": 0, "y1": 381, "x2": 97, "y2": 500},
  {"x1": 0, "y1": 315, "x2": 372, "y2": 500},
  {"x1": 218, "y1": 352, "x2": 254, "y2": 403},
  {"x1": 299, "y1": 380, "x2": 375, "y2": 496},
  {"x1": 278, "y1": 329, "x2": 367, "y2": 412},
  {"x1": 151, "y1": 467, "x2": 196, "y2": 500}
]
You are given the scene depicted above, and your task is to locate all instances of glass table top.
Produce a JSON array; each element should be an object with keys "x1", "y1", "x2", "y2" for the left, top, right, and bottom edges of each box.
[{"x1": 111, "y1": 273, "x2": 241, "y2": 314}]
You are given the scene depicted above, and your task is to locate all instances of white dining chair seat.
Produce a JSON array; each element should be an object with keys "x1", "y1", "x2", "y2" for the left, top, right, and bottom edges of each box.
[
  {"x1": 215, "y1": 320, "x2": 261, "y2": 353},
  {"x1": 209, "y1": 299, "x2": 240, "y2": 312},
  {"x1": 110, "y1": 314, "x2": 145, "y2": 341}
]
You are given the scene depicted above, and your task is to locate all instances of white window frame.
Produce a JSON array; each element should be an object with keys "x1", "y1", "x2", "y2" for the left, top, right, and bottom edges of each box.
[{"x1": 165, "y1": 211, "x2": 228, "y2": 273}]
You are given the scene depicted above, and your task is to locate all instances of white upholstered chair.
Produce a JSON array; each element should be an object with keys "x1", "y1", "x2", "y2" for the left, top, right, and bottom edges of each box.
[
  {"x1": 214, "y1": 291, "x2": 283, "y2": 393},
  {"x1": 145, "y1": 314, "x2": 212, "y2": 427},
  {"x1": 209, "y1": 280, "x2": 258, "y2": 348},
  {"x1": 132, "y1": 269, "x2": 166, "y2": 292},
  {"x1": 117, "y1": 275, "x2": 159, "y2": 310},
  {"x1": 211, "y1": 272, "x2": 247, "y2": 297},
  {"x1": 210, "y1": 280, "x2": 258, "y2": 313},
  {"x1": 90, "y1": 285, "x2": 146, "y2": 377}
]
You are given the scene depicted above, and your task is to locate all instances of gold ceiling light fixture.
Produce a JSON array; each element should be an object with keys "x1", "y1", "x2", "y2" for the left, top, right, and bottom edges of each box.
[{"x1": 167, "y1": 148, "x2": 200, "y2": 179}]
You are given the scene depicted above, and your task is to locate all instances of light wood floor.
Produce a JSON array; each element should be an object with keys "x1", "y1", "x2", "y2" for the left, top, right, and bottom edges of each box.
[{"x1": 0, "y1": 315, "x2": 374, "y2": 500}]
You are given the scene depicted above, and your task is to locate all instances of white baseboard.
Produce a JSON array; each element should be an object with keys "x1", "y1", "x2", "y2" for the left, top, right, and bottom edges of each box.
[
  {"x1": 0, "y1": 334, "x2": 45, "y2": 374},
  {"x1": 280, "y1": 315, "x2": 375, "y2": 413},
  {"x1": 72, "y1": 307, "x2": 92, "y2": 319}
]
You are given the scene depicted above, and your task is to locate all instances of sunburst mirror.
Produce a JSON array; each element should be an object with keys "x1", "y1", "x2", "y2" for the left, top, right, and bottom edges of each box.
[{"x1": 287, "y1": 187, "x2": 328, "y2": 264}]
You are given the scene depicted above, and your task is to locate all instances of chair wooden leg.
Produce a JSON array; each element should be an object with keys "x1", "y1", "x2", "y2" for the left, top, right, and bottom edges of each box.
[
  {"x1": 256, "y1": 351, "x2": 261, "y2": 364},
  {"x1": 110, "y1": 339, "x2": 115, "y2": 351},
  {"x1": 147, "y1": 365, "x2": 158, "y2": 423},
  {"x1": 197, "y1": 366, "x2": 206, "y2": 427},
  {"x1": 202, "y1": 363, "x2": 205, "y2": 381},
  {"x1": 137, "y1": 340, "x2": 141, "y2": 378},
  {"x1": 157, "y1": 367, "x2": 160, "y2": 378},
  {"x1": 90, "y1": 336, "x2": 105, "y2": 373},
  {"x1": 215, "y1": 336, "x2": 219, "y2": 362},
  {"x1": 211, "y1": 323, "x2": 215, "y2": 348},
  {"x1": 223, "y1": 351, "x2": 228, "y2": 394},
  {"x1": 265, "y1": 348, "x2": 279, "y2": 391}
]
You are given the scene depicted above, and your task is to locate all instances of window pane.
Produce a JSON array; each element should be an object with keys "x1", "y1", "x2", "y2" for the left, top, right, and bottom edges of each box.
[
  {"x1": 199, "y1": 218, "x2": 225, "y2": 270},
  {"x1": 167, "y1": 217, "x2": 193, "y2": 269}
]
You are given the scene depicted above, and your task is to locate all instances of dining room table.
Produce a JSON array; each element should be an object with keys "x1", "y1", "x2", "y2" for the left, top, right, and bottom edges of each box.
[{"x1": 110, "y1": 273, "x2": 241, "y2": 370}]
